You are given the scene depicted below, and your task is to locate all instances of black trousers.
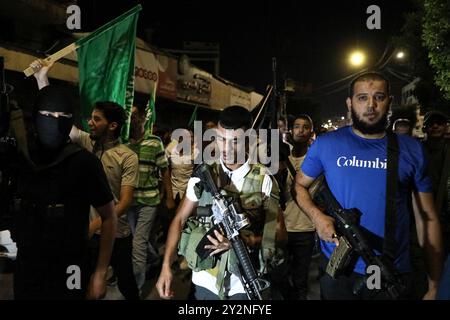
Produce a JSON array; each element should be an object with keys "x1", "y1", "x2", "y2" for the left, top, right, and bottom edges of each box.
[
  {"x1": 90, "y1": 234, "x2": 140, "y2": 300},
  {"x1": 14, "y1": 249, "x2": 89, "y2": 300},
  {"x1": 318, "y1": 254, "x2": 413, "y2": 300},
  {"x1": 285, "y1": 231, "x2": 315, "y2": 300},
  {"x1": 158, "y1": 194, "x2": 181, "y2": 243}
]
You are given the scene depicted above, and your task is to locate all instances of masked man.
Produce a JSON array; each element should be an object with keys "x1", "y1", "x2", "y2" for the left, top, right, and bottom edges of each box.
[{"x1": 13, "y1": 86, "x2": 117, "y2": 300}]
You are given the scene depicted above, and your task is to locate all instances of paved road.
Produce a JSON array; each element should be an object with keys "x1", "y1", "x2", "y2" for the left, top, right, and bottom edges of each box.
[{"x1": 0, "y1": 254, "x2": 321, "y2": 300}]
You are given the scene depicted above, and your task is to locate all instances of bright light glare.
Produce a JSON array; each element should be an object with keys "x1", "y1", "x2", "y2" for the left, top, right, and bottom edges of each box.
[
  {"x1": 396, "y1": 51, "x2": 405, "y2": 59},
  {"x1": 349, "y1": 51, "x2": 365, "y2": 66}
]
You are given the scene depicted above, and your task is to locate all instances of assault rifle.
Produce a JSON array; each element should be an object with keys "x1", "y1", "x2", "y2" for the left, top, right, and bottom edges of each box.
[
  {"x1": 309, "y1": 175, "x2": 406, "y2": 299},
  {"x1": 193, "y1": 163, "x2": 270, "y2": 300}
]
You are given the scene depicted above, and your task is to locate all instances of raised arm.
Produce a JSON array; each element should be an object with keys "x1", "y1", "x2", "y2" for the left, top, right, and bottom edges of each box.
[{"x1": 30, "y1": 59, "x2": 53, "y2": 90}]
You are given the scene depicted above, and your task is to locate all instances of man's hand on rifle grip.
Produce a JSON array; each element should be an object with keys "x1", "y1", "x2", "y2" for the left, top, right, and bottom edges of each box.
[
  {"x1": 314, "y1": 213, "x2": 340, "y2": 246},
  {"x1": 205, "y1": 229, "x2": 231, "y2": 256}
]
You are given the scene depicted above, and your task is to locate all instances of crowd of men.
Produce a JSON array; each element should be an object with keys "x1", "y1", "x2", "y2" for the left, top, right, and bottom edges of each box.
[{"x1": 2, "y1": 60, "x2": 450, "y2": 300}]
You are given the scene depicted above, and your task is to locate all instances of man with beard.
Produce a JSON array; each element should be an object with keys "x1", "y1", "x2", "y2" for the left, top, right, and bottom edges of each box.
[{"x1": 293, "y1": 72, "x2": 443, "y2": 300}]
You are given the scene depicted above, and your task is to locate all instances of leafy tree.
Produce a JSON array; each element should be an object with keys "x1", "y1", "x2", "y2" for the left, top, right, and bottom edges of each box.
[
  {"x1": 422, "y1": 0, "x2": 450, "y2": 101},
  {"x1": 390, "y1": 0, "x2": 448, "y2": 111}
]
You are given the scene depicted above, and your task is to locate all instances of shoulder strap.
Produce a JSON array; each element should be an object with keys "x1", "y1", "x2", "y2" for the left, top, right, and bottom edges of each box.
[
  {"x1": 196, "y1": 163, "x2": 216, "y2": 207},
  {"x1": 244, "y1": 164, "x2": 280, "y2": 267},
  {"x1": 384, "y1": 132, "x2": 399, "y2": 262},
  {"x1": 286, "y1": 157, "x2": 297, "y2": 180}
]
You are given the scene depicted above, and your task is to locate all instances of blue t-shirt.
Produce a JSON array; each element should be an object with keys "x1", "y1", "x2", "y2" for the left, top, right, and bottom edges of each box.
[{"x1": 301, "y1": 126, "x2": 432, "y2": 274}]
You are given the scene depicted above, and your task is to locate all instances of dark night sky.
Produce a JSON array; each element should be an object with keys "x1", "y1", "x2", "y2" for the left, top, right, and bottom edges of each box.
[{"x1": 82, "y1": 0, "x2": 416, "y2": 121}]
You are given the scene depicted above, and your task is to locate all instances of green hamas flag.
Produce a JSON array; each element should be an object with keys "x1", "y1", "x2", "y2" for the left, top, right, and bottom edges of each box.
[
  {"x1": 144, "y1": 78, "x2": 157, "y2": 135},
  {"x1": 188, "y1": 105, "x2": 198, "y2": 128},
  {"x1": 77, "y1": 5, "x2": 142, "y2": 141}
]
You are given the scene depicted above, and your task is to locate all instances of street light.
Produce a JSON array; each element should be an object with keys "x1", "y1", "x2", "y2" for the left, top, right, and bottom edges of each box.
[
  {"x1": 349, "y1": 51, "x2": 366, "y2": 67},
  {"x1": 396, "y1": 51, "x2": 405, "y2": 59}
]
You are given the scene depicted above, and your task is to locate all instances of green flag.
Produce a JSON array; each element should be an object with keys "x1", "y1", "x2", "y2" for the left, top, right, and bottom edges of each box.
[
  {"x1": 188, "y1": 105, "x2": 198, "y2": 128},
  {"x1": 145, "y1": 82, "x2": 157, "y2": 135},
  {"x1": 77, "y1": 5, "x2": 142, "y2": 141}
]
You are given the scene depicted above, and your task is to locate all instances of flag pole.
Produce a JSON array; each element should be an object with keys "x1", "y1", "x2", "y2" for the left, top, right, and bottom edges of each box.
[
  {"x1": 23, "y1": 42, "x2": 79, "y2": 77},
  {"x1": 23, "y1": 4, "x2": 142, "y2": 78},
  {"x1": 251, "y1": 85, "x2": 273, "y2": 129}
]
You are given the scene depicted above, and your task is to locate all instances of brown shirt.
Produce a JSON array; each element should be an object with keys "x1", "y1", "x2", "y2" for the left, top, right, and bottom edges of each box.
[
  {"x1": 75, "y1": 130, "x2": 139, "y2": 238},
  {"x1": 284, "y1": 154, "x2": 315, "y2": 232}
]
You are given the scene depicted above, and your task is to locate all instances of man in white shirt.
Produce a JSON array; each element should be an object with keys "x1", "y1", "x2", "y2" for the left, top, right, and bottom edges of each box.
[{"x1": 156, "y1": 106, "x2": 287, "y2": 300}]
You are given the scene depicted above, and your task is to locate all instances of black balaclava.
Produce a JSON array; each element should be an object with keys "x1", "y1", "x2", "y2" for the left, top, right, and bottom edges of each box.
[{"x1": 34, "y1": 86, "x2": 74, "y2": 150}]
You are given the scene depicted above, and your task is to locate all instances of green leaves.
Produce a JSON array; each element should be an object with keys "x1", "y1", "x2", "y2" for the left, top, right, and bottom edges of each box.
[{"x1": 422, "y1": 0, "x2": 450, "y2": 100}]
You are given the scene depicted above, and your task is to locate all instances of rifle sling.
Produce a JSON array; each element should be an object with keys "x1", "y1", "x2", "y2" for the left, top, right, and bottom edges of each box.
[
  {"x1": 286, "y1": 157, "x2": 297, "y2": 179},
  {"x1": 384, "y1": 132, "x2": 399, "y2": 263}
]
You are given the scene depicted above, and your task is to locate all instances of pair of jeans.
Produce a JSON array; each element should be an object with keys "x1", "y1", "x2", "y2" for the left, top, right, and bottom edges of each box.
[
  {"x1": 90, "y1": 234, "x2": 139, "y2": 300},
  {"x1": 127, "y1": 205, "x2": 159, "y2": 289}
]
